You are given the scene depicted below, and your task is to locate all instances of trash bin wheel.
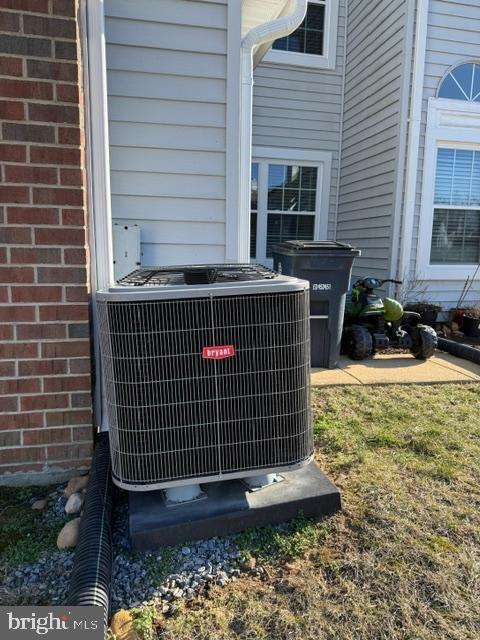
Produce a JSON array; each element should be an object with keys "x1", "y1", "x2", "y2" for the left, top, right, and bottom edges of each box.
[{"x1": 343, "y1": 324, "x2": 372, "y2": 360}]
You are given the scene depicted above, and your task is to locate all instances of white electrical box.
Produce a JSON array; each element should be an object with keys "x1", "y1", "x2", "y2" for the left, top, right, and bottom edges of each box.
[{"x1": 113, "y1": 223, "x2": 141, "y2": 282}]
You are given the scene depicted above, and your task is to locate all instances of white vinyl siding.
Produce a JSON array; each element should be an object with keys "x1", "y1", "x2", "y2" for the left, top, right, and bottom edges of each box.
[
  {"x1": 252, "y1": 0, "x2": 345, "y2": 241},
  {"x1": 411, "y1": 0, "x2": 480, "y2": 308},
  {"x1": 336, "y1": 0, "x2": 408, "y2": 281},
  {"x1": 104, "y1": 0, "x2": 229, "y2": 267}
]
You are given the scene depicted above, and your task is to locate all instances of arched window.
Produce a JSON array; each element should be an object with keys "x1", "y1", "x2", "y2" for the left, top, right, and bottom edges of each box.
[{"x1": 438, "y1": 63, "x2": 480, "y2": 101}]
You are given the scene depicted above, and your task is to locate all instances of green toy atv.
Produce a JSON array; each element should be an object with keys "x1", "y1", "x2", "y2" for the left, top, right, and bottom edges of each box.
[{"x1": 342, "y1": 277, "x2": 438, "y2": 360}]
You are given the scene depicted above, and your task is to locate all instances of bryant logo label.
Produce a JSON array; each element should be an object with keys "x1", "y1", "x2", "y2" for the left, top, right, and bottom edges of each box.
[
  {"x1": 312, "y1": 283, "x2": 332, "y2": 291},
  {"x1": 1, "y1": 607, "x2": 102, "y2": 639},
  {"x1": 202, "y1": 345, "x2": 235, "y2": 359}
]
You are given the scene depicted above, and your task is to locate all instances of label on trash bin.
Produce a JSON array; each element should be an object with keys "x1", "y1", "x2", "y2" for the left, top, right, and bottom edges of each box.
[{"x1": 312, "y1": 283, "x2": 332, "y2": 291}]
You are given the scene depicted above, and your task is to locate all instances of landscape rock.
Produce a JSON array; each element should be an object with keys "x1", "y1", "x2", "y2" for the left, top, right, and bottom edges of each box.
[
  {"x1": 240, "y1": 556, "x2": 256, "y2": 571},
  {"x1": 65, "y1": 474, "x2": 89, "y2": 497},
  {"x1": 32, "y1": 499, "x2": 48, "y2": 511},
  {"x1": 441, "y1": 324, "x2": 452, "y2": 337},
  {"x1": 57, "y1": 517, "x2": 81, "y2": 549},
  {"x1": 110, "y1": 610, "x2": 139, "y2": 640},
  {"x1": 65, "y1": 492, "x2": 84, "y2": 515}
]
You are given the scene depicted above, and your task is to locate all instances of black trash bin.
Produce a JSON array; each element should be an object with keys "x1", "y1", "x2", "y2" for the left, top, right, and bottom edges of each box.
[{"x1": 272, "y1": 241, "x2": 360, "y2": 369}]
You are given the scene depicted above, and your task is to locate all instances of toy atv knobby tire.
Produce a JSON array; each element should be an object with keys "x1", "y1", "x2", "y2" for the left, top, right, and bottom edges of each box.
[
  {"x1": 409, "y1": 324, "x2": 437, "y2": 360},
  {"x1": 343, "y1": 324, "x2": 372, "y2": 360}
]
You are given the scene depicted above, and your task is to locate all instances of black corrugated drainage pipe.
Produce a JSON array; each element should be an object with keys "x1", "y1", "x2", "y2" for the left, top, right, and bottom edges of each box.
[
  {"x1": 437, "y1": 337, "x2": 480, "y2": 366},
  {"x1": 67, "y1": 432, "x2": 115, "y2": 632}
]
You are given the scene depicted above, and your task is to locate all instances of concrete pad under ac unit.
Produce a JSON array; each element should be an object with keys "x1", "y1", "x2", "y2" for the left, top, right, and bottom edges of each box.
[{"x1": 129, "y1": 461, "x2": 341, "y2": 549}]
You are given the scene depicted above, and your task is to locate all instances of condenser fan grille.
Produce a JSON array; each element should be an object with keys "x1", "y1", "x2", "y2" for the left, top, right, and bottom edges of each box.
[
  {"x1": 117, "y1": 263, "x2": 276, "y2": 287},
  {"x1": 98, "y1": 289, "x2": 312, "y2": 489}
]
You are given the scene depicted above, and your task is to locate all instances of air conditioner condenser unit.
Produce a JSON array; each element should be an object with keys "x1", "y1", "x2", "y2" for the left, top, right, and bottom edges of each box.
[{"x1": 97, "y1": 264, "x2": 313, "y2": 492}]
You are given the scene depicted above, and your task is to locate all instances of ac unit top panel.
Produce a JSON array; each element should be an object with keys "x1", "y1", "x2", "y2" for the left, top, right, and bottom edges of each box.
[
  {"x1": 98, "y1": 263, "x2": 309, "y2": 302},
  {"x1": 119, "y1": 264, "x2": 275, "y2": 286}
]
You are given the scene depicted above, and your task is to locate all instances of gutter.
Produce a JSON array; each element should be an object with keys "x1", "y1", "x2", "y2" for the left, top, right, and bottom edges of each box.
[
  {"x1": 237, "y1": 0, "x2": 308, "y2": 262},
  {"x1": 395, "y1": 0, "x2": 429, "y2": 286}
]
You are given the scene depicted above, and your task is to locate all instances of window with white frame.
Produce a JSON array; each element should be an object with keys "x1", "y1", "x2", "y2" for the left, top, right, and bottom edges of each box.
[
  {"x1": 417, "y1": 96, "x2": 480, "y2": 279},
  {"x1": 438, "y1": 63, "x2": 480, "y2": 102},
  {"x1": 273, "y1": 1, "x2": 325, "y2": 56},
  {"x1": 263, "y1": 0, "x2": 338, "y2": 70},
  {"x1": 430, "y1": 148, "x2": 480, "y2": 264},
  {"x1": 250, "y1": 163, "x2": 258, "y2": 258},
  {"x1": 250, "y1": 150, "x2": 330, "y2": 264}
]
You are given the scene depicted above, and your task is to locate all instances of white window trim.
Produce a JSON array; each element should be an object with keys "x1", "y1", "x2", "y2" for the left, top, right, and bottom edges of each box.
[
  {"x1": 251, "y1": 146, "x2": 332, "y2": 266},
  {"x1": 417, "y1": 97, "x2": 480, "y2": 280},
  {"x1": 263, "y1": 0, "x2": 338, "y2": 71}
]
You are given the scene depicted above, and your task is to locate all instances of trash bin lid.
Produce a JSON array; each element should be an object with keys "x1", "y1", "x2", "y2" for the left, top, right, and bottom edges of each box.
[{"x1": 272, "y1": 240, "x2": 360, "y2": 256}]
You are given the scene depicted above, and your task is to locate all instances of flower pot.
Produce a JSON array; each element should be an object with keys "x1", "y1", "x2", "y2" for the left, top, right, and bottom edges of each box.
[
  {"x1": 404, "y1": 304, "x2": 440, "y2": 328},
  {"x1": 420, "y1": 308, "x2": 439, "y2": 327},
  {"x1": 462, "y1": 314, "x2": 480, "y2": 338},
  {"x1": 450, "y1": 308, "x2": 465, "y2": 327}
]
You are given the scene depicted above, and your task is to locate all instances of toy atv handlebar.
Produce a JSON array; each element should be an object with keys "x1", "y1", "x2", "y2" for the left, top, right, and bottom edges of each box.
[{"x1": 353, "y1": 277, "x2": 403, "y2": 291}]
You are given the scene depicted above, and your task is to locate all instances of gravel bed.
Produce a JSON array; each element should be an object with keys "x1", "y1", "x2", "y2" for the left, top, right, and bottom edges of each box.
[
  {"x1": 2, "y1": 552, "x2": 75, "y2": 605},
  {"x1": 2, "y1": 484, "x2": 73, "y2": 606},
  {"x1": 2, "y1": 487, "x2": 259, "y2": 614},
  {"x1": 110, "y1": 501, "x2": 244, "y2": 614},
  {"x1": 45, "y1": 488, "x2": 68, "y2": 520}
]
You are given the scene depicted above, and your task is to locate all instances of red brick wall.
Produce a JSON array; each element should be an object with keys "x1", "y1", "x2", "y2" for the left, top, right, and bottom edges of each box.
[{"x1": 0, "y1": 0, "x2": 93, "y2": 477}]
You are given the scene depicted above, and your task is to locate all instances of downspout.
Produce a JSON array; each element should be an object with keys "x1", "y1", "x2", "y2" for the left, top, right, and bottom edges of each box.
[
  {"x1": 333, "y1": 0, "x2": 348, "y2": 240},
  {"x1": 83, "y1": 0, "x2": 113, "y2": 432},
  {"x1": 396, "y1": 0, "x2": 429, "y2": 287},
  {"x1": 238, "y1": 0, "x2": 308, "y2": 262},
  {"x1": 389, "y1": 0, "x2": 416, "y2": 295}
]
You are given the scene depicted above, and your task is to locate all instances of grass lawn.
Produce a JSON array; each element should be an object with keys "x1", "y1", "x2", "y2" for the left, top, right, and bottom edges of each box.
[
  {"x1": 157, "y1": 383, "x2": 480, "y2": 640},
  {"x1": 0, "y1": 486, "x2": 59, "y2": 571}
]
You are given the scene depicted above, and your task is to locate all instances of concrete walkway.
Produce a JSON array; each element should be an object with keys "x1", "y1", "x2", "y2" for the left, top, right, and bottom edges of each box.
[{"x1": 311, "y1": 352, "x2": 480, "y2": 386}]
